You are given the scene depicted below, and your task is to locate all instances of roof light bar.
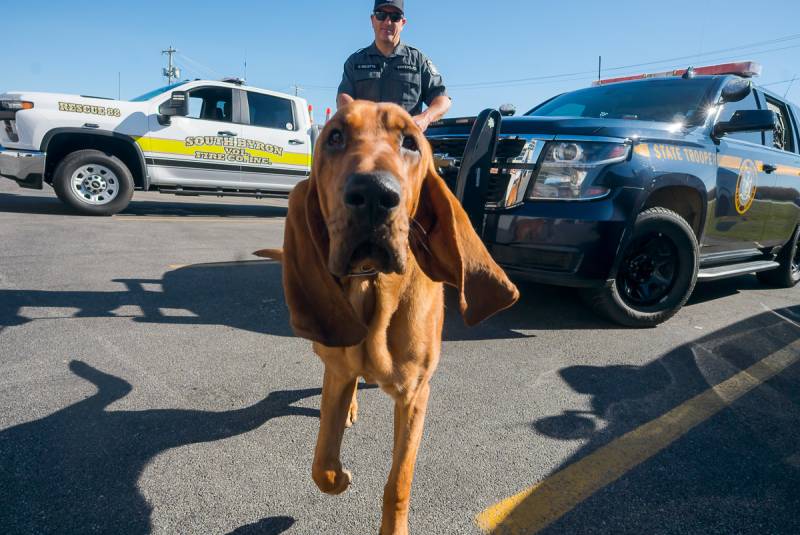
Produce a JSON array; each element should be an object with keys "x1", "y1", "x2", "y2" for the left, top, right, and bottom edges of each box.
[{"x1": 592, "y1": 61, "x2": 762, "y2": 86}]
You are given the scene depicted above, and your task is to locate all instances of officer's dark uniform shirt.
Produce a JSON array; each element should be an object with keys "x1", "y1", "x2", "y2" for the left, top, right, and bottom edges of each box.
[{"x1": 338, "y1": 42, "x2": 448, "y2": 116}]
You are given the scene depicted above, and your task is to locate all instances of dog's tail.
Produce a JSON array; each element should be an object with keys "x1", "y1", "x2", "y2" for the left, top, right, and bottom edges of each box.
[{"x1": 253, "y1": 248, "x2": 283, "y2": 262}]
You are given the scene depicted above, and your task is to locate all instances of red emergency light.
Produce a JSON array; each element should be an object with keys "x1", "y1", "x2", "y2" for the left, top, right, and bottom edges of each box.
[{"x1": 593, "y1": 61, "x2": 762, "y2": 86}]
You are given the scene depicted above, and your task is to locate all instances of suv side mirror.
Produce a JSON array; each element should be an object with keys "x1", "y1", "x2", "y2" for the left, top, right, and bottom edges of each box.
[
  {"x1": 159, "y1": 91, "x2": 189, "y2": 117},
  {"x1": 713, "y1": 109, "x2": 777, "y2": 138},
  {"x1": 720, "y1": 78, "x2": 752, "y2": 104},
  {"x1": 499, "y1": 103, "x2": 516, "y2": 117}
]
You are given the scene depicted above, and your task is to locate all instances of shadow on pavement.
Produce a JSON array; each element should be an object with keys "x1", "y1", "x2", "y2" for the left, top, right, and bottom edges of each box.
[
  {"x1": 226, "y1": 516, "x2": 295, "y2": 535},
  {"x1": 0, "y1": 360, "x2": 319, "y2": 534},
  {"x1": 0, "y1": 261, "x2": 616, "y2": 343},
  {"x1": 0, "y1": 192, "x2": 287, "y2": 219},
  {"x1": 519, "y1": 305, "x2": 800, "y2": 534}
]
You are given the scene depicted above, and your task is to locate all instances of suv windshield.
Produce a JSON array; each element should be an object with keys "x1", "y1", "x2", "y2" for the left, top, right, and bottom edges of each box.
[
  {"x1": 130, "y1": 82, "x2": 187, "y2": 102},
  {"x1": 526, "y1": 78, "x2": 718, "y2": 126}
]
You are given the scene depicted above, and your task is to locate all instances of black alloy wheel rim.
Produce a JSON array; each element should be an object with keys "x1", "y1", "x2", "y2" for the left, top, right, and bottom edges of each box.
[
  {"x1": 617, "y1": 232, "x2": 680, "y2": 307},
  {"x1": 792, "y1": 238, "x2": 800, "y2": 278}
]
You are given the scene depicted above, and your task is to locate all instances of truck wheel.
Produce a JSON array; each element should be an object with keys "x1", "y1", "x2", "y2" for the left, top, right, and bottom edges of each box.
[
  {"x1": 53, "y1": 149, "x2": 134, "y2": 216},
  {"x1": 583, "y1": 207, "x2": 699, "y2": 327},
  {"x1": 757, "y1": 226, "x2": 800, "y2": 288}
]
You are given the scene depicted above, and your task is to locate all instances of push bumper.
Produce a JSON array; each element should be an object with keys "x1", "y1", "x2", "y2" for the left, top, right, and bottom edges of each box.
[
  {"x1": 0, "y1": 147, "x2": 45, "y2": 189},
  {"x1": 482, "y1": 187, "x2": 641, "y2": 288}
]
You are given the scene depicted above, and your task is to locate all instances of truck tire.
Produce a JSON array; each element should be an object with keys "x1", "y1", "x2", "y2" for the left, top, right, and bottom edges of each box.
[
  {"x1": 583, "y1": 207, "x2": 699, "y2": 327},
  {"x1": 53, "y1": 149, "x2": 134, "y2": 216},
  {"x1": 757, "y1": 226, "x2": 800, "y2": 288}
]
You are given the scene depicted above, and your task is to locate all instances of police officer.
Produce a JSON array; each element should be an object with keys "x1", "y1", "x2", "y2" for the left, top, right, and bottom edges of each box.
[{"x1": 336, "y1": 0, "x2": 451, "y2": 132}]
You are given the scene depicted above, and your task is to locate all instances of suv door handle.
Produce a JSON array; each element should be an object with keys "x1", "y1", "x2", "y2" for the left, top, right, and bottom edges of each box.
[
  {"x1": 762, "y1": 164, "x2": 777, "y2": 174},
  {"x1": 289, "y1": 139, "x2": 305, "y2": 145},
  {"x1": 218, "y1": 130, "x2": 237, "y2": 137}
]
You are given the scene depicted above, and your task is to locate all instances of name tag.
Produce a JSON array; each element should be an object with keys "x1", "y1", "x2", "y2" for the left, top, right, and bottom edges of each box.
[
  {"x1": 356, "y1": 64, "x2": 378, "y2": 70},
  {"x1": 396, "y1": 64, "x2": 418, "y2": 73}
]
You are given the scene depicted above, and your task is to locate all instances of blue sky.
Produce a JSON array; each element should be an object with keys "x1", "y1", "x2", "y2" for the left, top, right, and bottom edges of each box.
[{"x1": 5, "y1": 0, "x2": 800, "y2": 122}]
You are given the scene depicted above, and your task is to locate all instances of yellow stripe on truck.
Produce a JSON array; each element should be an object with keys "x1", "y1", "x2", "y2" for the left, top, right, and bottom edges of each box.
[{"x1": 134, "y1": 137, "x2": 312, "y2": 167}]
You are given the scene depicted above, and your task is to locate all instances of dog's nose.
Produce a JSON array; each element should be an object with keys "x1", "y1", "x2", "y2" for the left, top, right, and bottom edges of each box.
[{"x1": 343, "y1": 172, "x2": 401, "y2": 224}]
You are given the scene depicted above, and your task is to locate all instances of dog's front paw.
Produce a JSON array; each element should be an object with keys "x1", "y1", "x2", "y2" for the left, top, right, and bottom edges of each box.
[
  {"x1": 312, "y1": 466, "x2": 352, "y2": 495},
  {"x1": 345, "y1": 398, "x2": 358, "y2": 428}
]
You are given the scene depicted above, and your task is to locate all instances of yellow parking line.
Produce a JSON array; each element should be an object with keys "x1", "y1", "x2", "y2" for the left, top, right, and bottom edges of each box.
[{"x1": 476, "y1": 338, "x2": 800, "y2": 534}]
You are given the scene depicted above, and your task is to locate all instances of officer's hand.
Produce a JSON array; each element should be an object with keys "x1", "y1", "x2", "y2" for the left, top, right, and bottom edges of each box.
[{"x1": 412, "y1": 114, "x2": 431, "y2": 133}]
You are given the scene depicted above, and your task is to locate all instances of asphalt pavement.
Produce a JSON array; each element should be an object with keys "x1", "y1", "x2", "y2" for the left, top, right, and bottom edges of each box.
[{"x1": 1, "y1": 180, "x2": 798, "y2": 535}]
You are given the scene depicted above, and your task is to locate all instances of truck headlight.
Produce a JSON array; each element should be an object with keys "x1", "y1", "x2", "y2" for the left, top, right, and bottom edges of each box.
[
  {"x1": 0, "y1": 100, "x2": 34, "y2": 111},
  {"x1": 526, "y1": 141, "x2": 629, "y2": 200}
]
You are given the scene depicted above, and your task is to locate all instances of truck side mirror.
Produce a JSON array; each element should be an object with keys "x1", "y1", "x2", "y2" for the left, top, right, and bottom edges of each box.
[
  {"x1": 159, "y1": 91, "x2": 189, "y2": 117},
  {"x1": 713, "y1": 109, "x2": 777, "y2": 138},
  {"x1": 720, "y1": 78, "x2": 752, "y2": 104},
  {"x1": 499, "y1": 103, "x2": 516, "y2": 117}
]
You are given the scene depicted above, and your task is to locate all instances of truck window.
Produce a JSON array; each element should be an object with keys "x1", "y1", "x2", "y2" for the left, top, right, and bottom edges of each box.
[
  {"x1": 764, "y1": 95, "x2": 796, "y2": 153},
  {"x1": 247, "y1": 92, "x2": 295, "y2": 130},
  {"x1": 186, "y1": 87, "x2": 234, "y2": 123},
  {"x1": 526, "y1": 78, "x2": 716, "y2": 126},
  {"x1": 718, "y1": 90, "x2": 762, "y2": 145}
]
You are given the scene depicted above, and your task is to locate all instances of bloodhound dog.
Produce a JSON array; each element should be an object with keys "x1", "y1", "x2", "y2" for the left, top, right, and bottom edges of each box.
[{"x1": 260, "y1": 101, "x2": 518, "y2": 534}]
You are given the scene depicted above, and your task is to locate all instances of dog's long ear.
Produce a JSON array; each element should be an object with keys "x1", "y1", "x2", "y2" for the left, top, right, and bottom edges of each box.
[
  {"x1": 410, "y1": 166, "x2": 519, "y2": 325},
  {"x1": 282, "y1": 179, "x2": 368, "y2": 347}
]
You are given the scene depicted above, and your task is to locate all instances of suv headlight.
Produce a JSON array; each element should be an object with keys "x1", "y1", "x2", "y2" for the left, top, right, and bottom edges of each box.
[{"x1": 526, "y1": 141, "x2": 629, "y2": 200}]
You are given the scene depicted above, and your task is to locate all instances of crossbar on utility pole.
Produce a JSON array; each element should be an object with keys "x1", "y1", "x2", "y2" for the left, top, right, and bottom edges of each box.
[{"x1": 162, "y1": 46, "x2": 178, "y2": 84}]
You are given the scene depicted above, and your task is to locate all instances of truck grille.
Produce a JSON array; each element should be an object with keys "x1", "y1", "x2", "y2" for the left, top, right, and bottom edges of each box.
[{"x1": 429, "y1": 136, "x2": 528, "y2": 206}]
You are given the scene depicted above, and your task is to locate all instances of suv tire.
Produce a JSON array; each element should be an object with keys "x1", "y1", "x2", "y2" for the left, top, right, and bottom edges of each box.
[
  {"x1": 583, "y1": 207, "x2": 699, "y2": 327},
  {"x1": 53, "y1": 149, "x2": 134, "y2": 216},
  {"x1": 757, "y1": 226, "x2": 800, "y2": 288}
]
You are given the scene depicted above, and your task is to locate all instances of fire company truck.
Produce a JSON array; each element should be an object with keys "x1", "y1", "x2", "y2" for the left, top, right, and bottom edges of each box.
[
  {"x1": 0, "y1": 78, "x2": 314, "y2": 216},
  {"x1": 426, "y1": 62, "x2": 800, "y2": 326}
]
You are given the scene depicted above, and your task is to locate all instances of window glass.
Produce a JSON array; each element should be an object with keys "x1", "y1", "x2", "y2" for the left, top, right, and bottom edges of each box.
[
  {"x1": 247, "y1": 92, "x2": 295, "y2": 130},
  {"x1": 526, "y1": 78, "x2": 716, "y2": 126},
  {"x1": 765, "y1": 96, "x2": 796, "y2": 152},
  {"x1": 718, "y1": 91, "x2": 762, "y2": 145},
  {"x1": 186, "y1": 87, "x2": 233, "y2": 123},
  {"x1": 130, "y1": 82, "x2": 185, "y2": 102}
]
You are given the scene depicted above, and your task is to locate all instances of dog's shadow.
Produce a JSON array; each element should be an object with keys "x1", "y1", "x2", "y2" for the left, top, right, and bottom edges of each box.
[{"x1": 0, "y1": 360, "x2": 319, "y2": 534}]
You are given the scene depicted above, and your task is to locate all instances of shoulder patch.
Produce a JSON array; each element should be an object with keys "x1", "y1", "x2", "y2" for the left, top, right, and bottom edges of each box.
[{"x1": 426, "y1": 60, "x2": 440, "y2": 76}]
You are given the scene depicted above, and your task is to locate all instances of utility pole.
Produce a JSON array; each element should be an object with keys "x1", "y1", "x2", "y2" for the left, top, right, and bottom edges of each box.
[
  {"x1": 161, "y1": 46, "x2": 180, "y2": 84},
  {"x1": 598, "y1": 56, "x2": 602, "y2": 82},
  {"x1": 291, "y1": 83, "x2": 304, "y2": 97}
]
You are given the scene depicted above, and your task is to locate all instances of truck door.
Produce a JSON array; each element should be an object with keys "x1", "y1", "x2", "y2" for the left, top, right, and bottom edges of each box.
[
  {"x1": 237, "y1": 90, "x2": 311, "y2": 193},
  {"x1": 756, "y1": 91, "x2": 800, "y2": 248},
  {"x1": 705, "y1": 89, "x2": 773, "y2": 255},
  {"x1": 145, "y1": 85, "x2": 241, "y2": 188}
]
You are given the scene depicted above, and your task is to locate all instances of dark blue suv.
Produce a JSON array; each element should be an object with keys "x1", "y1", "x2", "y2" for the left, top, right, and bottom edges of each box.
[{"x1": 426, "y1": 62, "x2": 800, "y2": 326}]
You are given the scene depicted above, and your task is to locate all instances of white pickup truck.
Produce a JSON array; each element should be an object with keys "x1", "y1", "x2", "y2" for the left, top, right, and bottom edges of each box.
[{"x1": 0, "y1": 78, "x2": 315, "y2": 215}]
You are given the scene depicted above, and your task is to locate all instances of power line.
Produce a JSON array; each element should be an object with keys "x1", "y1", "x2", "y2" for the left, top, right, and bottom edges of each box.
[{"x1": 448, "y1": 32, "x2": 800, "y2": 89}]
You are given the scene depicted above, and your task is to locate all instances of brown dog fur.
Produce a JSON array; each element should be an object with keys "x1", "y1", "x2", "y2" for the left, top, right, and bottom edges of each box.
[{"x1": 267, "y1": 101, "x2": 518, "y2": 534}]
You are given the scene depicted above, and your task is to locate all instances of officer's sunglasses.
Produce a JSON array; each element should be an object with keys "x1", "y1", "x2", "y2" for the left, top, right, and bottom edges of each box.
[{"x1": 373, "y1": 11, "x2": 404, "y2": 22}]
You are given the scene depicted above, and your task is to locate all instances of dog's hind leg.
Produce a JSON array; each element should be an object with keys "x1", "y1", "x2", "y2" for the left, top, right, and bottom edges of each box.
[{"x1": 312, "y1": 368, "x2": 357, "y2": 495}]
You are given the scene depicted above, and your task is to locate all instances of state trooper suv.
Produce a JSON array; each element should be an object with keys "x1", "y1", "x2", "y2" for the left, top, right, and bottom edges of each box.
[
  {"x1": 0, "y1": 79, "x2": 314, "y2": 215},
  {"x1": 426, "y1": 62, "x2": 800, "y2": 326}
]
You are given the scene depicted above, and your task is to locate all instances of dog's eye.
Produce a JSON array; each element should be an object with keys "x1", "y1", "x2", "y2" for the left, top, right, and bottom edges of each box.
[
  {"x1": 327, "y1": 129, "x2": 345, "y2": 149},
  {"x1": 401, "y1": 135, "x2": 419, "y2": 152}
]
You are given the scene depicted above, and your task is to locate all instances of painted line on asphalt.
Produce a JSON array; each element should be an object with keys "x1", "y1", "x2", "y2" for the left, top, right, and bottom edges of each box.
[{"x1": 476, "y1": 332, "x2": 800, "y2": 534}]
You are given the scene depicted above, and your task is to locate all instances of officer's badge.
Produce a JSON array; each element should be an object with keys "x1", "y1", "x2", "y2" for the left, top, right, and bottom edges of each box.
[{"x1": 735, "y1": 159, "x2": 758, "y2": 214}]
